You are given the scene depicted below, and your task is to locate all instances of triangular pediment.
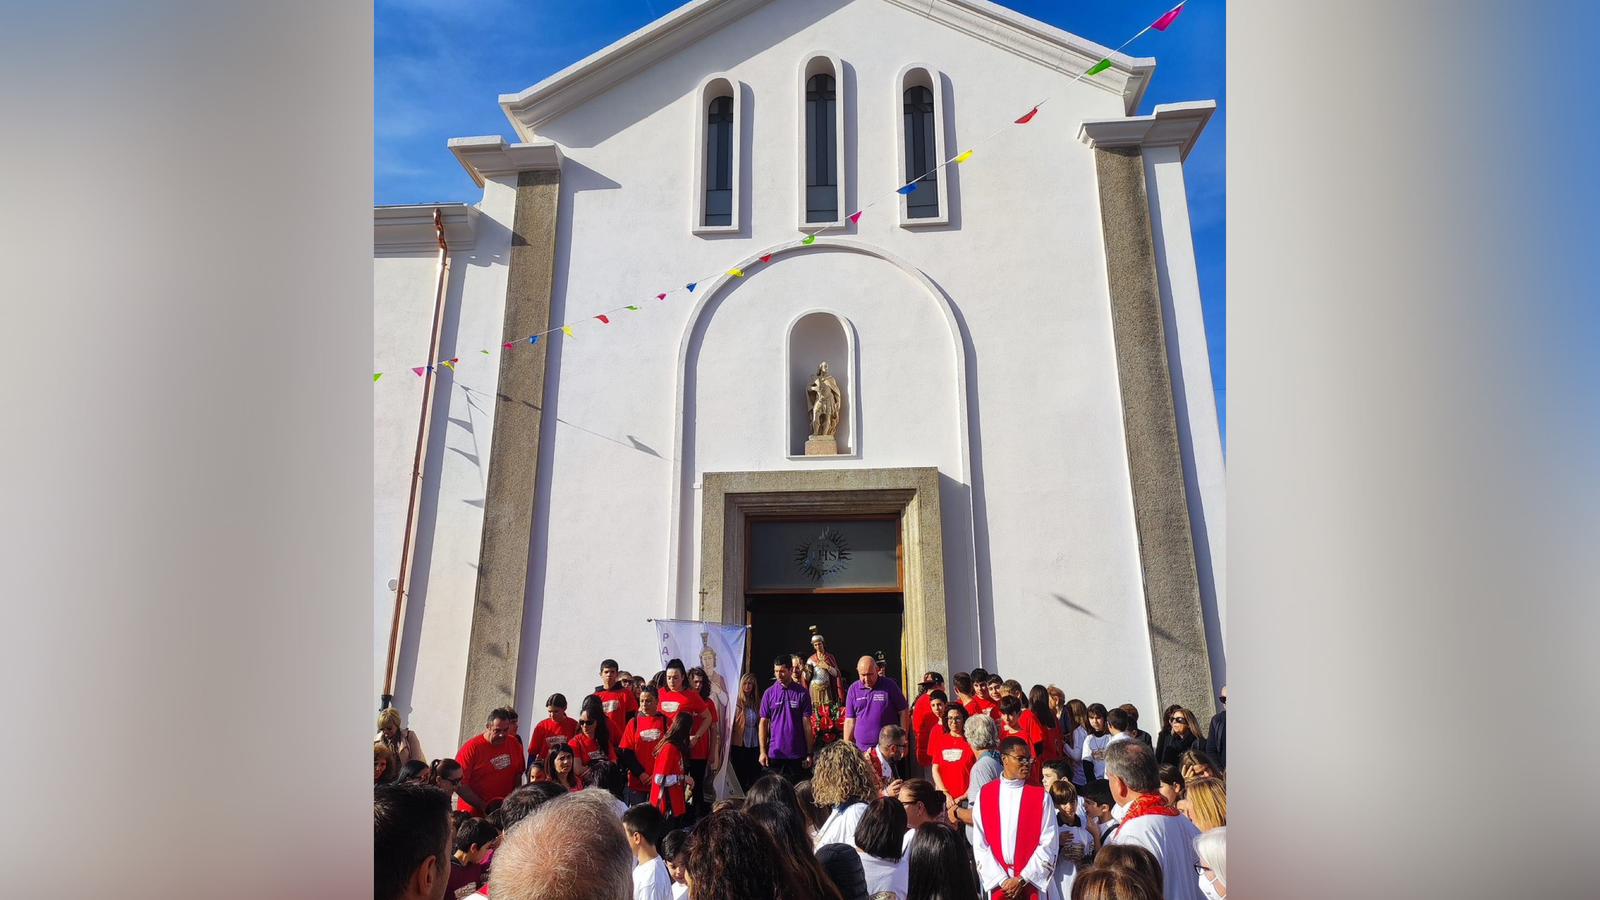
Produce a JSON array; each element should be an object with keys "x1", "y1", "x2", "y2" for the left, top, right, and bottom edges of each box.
[{"x1": 498, "y1": 0, "x2": 1154, "y2": 141}]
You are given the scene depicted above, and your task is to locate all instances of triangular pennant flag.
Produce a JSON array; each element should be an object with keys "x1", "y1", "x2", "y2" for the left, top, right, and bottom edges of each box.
[
  {"x1": 626, "y1": 305, "x2": 640, "y2": 311},
  {"x1": 504, "y1": 342, "x2": 515, "y2": 350},
  {"x1": 1086, "y1": 58, "x2": 1112, "y2": 76},
  {"x1": 759, "y1": 254, "x2": 772, "y2": 264},
  {"x1": 480, "y1": 349, "x2": 491, "y2": 355},
  {"x1": 686, "y1": 282, "x2": 697, "y2": 293},
  {"x1": 1151, "y1": 3, "x2": 1184, "y2": 31},
  {"x1": 441, "y1": 358, "x2": 458, "y2": 370},
  {"x1": 1015, "y1": 107, "x2": 1039, "y2": 124},
  {"x1": 848, "y1": 211, "x2": 863, "y2": 224},
  {"x1": 427, "y1": 365, "x2": 435, "y2": 374},
  {"x1": 413, "y1": 367, "x2": 425, "y2": 377},
  {"x1": 897, "y1": 182, "x2": 920, "y2": 195},
  {"x1": 562, "y1": 326, "x2": 574, "y2": 338},
  {"x1": 801, "y1": 234, "x2": 816, "y2": 245},
  {"x1": 954, "y1": 150, "x2": 973, "y2": 164},
  {"x1": 374, "y1": 373, "x2": 383, "y2": 383},
  {"x1": 727, "y1": 268, "x2": 744, "y2": 277},
  {"x1": 596, "y1": 314, "x2": 610, "y2": 324},
  {"x1": 656, "y1": 293, "x2": 667, "y2": 300},
  {"x1": 529, "y1": 335, "x2": 540, "y2": 346}
]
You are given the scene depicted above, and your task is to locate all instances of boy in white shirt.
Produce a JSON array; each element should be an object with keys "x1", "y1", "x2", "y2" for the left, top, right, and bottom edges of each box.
[
  {"x1": 621, "y1": 804, "x2": 674, "y2": 900},
  {"x1": 1048, "y1": 779, "x2": 1095, "y2": 898},
  {"x1": 659, "y1": 828, "x2": 691, "y2": 900}
]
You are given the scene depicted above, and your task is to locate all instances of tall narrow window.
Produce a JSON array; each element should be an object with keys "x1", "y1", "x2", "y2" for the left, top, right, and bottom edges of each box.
[
  {"x1": 903, "y1": 85, "x2": 938, "y2": 219},
  {"x1": 704, "y1": 95, "x2": 734, "y2": 227},
  {"x1": 805, "y1": 74, "x2": 837, "y2": 223}
]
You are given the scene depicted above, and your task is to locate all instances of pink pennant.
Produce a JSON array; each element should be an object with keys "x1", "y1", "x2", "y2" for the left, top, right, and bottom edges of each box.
[
  {"x1": 848, "y1": 211, "x2": 863, "y2": 224},
  {"x1": 1151, "y1": 3, "x2": 1184, "y2": 31},
  {"x1": 412, "y1": 367, "x2": 425, "y2": 377},
  {"x1": 656, "y1": 293, "x2": 667, "y2": 300},
  {"x1": 503, "y1": 342, "x2": 515, "y2": 350}
]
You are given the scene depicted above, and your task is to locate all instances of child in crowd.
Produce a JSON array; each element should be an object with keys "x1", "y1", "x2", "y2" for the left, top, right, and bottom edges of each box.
[
  {"x1": 1079, "y1": 779, "x2": 1118, "y2": 850},
  {"x1": 445, "y1": 817, "x2": 500, "y2": 900},
  {"x1": 659, "y1": 828, "x2": 691, "y2": 900},
  {"x1": 1048, "y1": 779, "x2": 1095, "y2": 899},
  {"x1": 1158, "y1": 764, "x2": 1185, "y2": 807},
  {"x1": 1079, "y1": 703, "x2": 1113, "y2": 781},
  {"x1": 622, "y1": 804, "x2": 674, "y2": 900}
]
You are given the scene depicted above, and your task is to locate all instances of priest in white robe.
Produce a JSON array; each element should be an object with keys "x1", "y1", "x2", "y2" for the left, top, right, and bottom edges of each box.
[
  {"x1": 973, "y1": 736, "x2": 1060, "y2": 900},
  {"x1": 1104, "y1": 739, "x2": 1204, "y2": 900}
]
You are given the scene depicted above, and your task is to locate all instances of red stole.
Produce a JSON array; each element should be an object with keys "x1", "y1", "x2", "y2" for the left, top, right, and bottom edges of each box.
[
  {"x1": 978, "y1": 779, "x2": 1047, "y2": 900},
  {"x1": 866, "y1": 747, "x2": 893, "y2": 784}
]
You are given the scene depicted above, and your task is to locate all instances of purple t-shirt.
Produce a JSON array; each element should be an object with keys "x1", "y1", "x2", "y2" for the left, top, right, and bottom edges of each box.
[
  {"x1": 759, "y1": 680, "x2": 813, "y2": 759},
  {"x1": 844, "y1": 677, "x2": 908, "y2": 750}
]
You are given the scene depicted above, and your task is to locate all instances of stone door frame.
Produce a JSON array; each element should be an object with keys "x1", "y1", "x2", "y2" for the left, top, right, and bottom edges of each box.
[{"x1": 698, "y1": 467, "x2": 950, "y2": 679}]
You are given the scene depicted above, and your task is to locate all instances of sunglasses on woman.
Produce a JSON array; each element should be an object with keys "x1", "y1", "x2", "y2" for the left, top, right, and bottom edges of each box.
[{"x1": 579, "y1": 719, "x2": 596, "y2": 728}]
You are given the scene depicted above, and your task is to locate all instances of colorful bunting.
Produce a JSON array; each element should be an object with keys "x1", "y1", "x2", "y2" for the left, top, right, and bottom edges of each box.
[
  {"x1": 596, "y1": 314, "x2": 610, "y2": 324},
  {"x1": 374, "y1": 373, "x2": 383, "y2": 382},
  {"x1": 801, "y1": 235, "x2": 817, "y2": 245},
  {"x1": 848, "y1": 211, "x2": 863, "y2": 224},
  {"x1": 1015, "y1": 107, "x2": 1039, "y2": 124},
  {"x1": 1151, "y1": 3, "x2": 1184, "y2": 31},
  {"x1": 562, "y1": 326, "x2": 574, "y2": 338},
  {"x1": 897, "y1": 183, "x2": 919, "y2": 195},
  {"x1": 441, "y1": 358, "x2": 458, "y2": 370},
  {"x1": 727, "y1": 268, "x2": 744, "y2": 277},
  {"x1": 626, "y1": 305, "x2": 640, "y2": 311},
  {"x1": 413, "y1": 367, "x2": 425, "y2": 377},
  {"x1": 529, "y1": 335, "x2": 540, "y2": 346},
  {"x1": 686, "y1": 282, "x2": 697, "y2": 293},
  {"x1": 504, "y1": 342, "x2": 515, "y2": 349},
  {"x1": 954, "y1": 150, "x2": 973, "y2": 164},
  {"x1": 759, "y1": 254, "x2": 772, "y2": 263},
  {"x1": 1086, "y1": 58, "x2": 1112, "y2": 76}
]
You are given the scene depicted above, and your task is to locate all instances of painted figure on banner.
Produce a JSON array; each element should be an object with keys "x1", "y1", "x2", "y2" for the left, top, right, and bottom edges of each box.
[
  {"x1": 807, "y1": 625, "x2": 842, "y2": 708},
  {"x1": 806, "y1": 361, "x2": 842, "y2": 437},
  {"x1": 699, "y1": 633, "x2": 731, "y2": 776}
]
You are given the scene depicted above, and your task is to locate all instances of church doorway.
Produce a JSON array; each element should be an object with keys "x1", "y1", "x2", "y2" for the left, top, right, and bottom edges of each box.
[{"x1": 741, "y1": 516, "x2": 906, "y2": 689}]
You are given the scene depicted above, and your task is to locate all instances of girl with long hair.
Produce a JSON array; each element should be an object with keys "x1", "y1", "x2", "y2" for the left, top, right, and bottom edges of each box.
[
  {"x1": 569, "y1": 695, "x2": 615, "y2": 777},
  {"x1": 651, "y1": 710, "x2": 694, "y2": 826},
  {"x1": 1029, "y1": 683, "x2": 1064, "y2": 764},
  {"x1": 1157, "y1": 707, "x2": 1201, "y2": 767},
  {"x1": 1177, "y1": 776, "x2": 1227, "y2": 831},
  {"x1": 853, "y1": 796, "x2": 909, "y2": 899},
  {"x1": 544, "y1": 742, "x2": 580, "y2": 791},
  {"x1": 728, "y1": 672, "x2": 763, "y2": 792},
  {"x1": 1180, "y1": 748, "x2": 1222, "y2": 783},
  {"x1": 905, "y1": 821, "x2": 979, "y2": 900},
  {"x1": 746, "y1": 801, "x2": 845, "y2": 900},
  {"x1": 1065, "y1": 698, "x2": 1091, "y2": 784}
]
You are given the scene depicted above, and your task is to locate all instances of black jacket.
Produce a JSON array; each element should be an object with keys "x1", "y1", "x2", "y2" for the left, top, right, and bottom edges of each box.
[
  {"x1": 1205, "y1": 710, "x2": 1226, "y2": 769},
  {"x1": 1156, "y1": 730, "x2": 1198, "y2": 768}
]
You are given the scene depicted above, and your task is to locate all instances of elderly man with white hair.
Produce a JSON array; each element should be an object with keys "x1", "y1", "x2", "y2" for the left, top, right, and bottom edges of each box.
[
  {"x1": 489, "y1": 788, "x2": 634, "y2": 900},
  {"x1": 1194, "y1": 827, "x2": 1227, "y2": 899}
]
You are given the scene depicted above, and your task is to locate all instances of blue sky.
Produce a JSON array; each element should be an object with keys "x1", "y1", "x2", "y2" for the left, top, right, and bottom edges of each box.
[{"x1": 376, "y1": 0, "x2": 1224, "y2": 439}]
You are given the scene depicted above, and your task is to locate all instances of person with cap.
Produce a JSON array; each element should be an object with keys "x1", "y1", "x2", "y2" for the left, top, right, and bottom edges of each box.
[{"x1": 806, "y1": 625, "x2": 842, "y2": 708}]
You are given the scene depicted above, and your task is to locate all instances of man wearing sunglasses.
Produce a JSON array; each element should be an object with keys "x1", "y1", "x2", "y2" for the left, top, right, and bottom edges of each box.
[{"x1": 972, "y1": 736, "x2": 1059, "y2": 900}]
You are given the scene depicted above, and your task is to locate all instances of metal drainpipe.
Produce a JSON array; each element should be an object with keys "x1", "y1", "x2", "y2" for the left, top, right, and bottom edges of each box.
[{"x1": 382, "y1": 207, "x2": 452, "y2": 711}]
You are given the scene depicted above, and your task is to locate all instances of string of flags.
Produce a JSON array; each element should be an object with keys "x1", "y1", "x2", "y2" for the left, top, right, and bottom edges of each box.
[{"x1": 375, "y1": 1, "x2": 1189, "y2": 383}]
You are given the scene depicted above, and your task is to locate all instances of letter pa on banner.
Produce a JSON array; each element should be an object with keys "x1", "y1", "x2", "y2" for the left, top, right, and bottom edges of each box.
[{"x1": 653, "y1": 618, "x2": 747, "y2": 800}]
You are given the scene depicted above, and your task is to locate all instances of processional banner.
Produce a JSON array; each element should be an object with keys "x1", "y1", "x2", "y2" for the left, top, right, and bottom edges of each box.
[{"x1": 652, "y1": 618, "x2": 748, "y2": 800}]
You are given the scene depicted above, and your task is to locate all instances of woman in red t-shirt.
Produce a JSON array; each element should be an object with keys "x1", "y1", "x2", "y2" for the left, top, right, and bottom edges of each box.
[
  {"x1": 1028, "y1": 684, "x2": 1065, "y2": 765},
  {"x1": 651, "y1": 712, "x2": 694, "y2": 826},
  {"x1": 928, "y1": 704, "x2": 976, "y2": 804},
  {"x1": 569, "y1": 697, "x2": 616, "y2": 777}
]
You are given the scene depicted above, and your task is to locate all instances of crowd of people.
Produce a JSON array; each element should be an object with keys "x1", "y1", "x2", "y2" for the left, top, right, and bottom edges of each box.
[{"x1": 375, "y1": 653, "x2": 1229, "y2": 900}]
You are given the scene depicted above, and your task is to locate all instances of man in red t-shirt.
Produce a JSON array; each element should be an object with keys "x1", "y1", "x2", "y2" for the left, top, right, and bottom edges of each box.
[
  {"x1": 454, "y1": 706, "x2": 524, "y2": 814},
  {"x1": 619, "y1": 684, "x2": 671, "y2": 805},
  {"x1": 528, "y1": 693, "x2": 579, "y2": 767},
  {"x1": 657, "y1": 659, "x2": 711, "y2": 809},
  {"x1": 913, "y1": 689, "x2": 950, "y2": 771},
  {"x1": 594, "y1": 657, "x2": 638, "y2": 738}
]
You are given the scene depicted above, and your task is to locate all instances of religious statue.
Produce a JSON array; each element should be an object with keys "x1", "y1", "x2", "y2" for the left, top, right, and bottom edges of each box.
[
  {"x1": 806, "y1": 625, "x2": 842, "y2": 708},
  {"x1": 806, "y1": 362, "x2": 842, "y2": 438}
]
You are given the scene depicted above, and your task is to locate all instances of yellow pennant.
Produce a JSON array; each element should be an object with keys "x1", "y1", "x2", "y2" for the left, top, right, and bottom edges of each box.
[
  {"x1": 954, "y1": 150, "x2": 973, "y2": 164},
  {"x1": 562, "y1": 326, "x2": 575, "y2": 338},
  {"x1": 727, "y1": 268, "x2": 744, "y2": 277}
]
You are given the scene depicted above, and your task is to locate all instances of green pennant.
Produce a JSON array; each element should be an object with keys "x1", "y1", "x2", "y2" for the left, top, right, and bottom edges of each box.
[
  {"x1": 1086, "y1": 58, "x2": 1112, "y2": 76},
  {"x1": 373, "y1": 373, "x2": 382, "y2": 383},
  {"x1": 626, "y1": 305, "x2": 640, "y2": 310},
  {"x1": 801, "y1": 234, "x2": 816, "y2": 245}
]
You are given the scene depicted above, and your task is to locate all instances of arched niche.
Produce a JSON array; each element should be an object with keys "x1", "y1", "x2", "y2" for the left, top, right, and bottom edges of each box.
[{"x1": 786, "y1": 310, "x2": 858, "y2": 457}]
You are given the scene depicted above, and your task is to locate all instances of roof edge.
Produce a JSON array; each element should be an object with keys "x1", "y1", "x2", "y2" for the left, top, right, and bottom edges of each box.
[
  {"x1": 447, "y1": 136, "x2": 564, "y2": 188},
  {"x1": 1078, "y1": 100, "x2": 1216, "y2": 161}
]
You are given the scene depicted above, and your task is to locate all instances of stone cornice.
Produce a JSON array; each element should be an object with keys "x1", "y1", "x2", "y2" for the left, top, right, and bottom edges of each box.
[
  {"x1": 498, "y1": 0, "x2": 1156, "y2": 140},
  {"x1": 1077, "y1": 100, "x2": 1216, "y2": 162},
  {"x1": 374, "y1": 203, "x2": 479, "y2": 254},
  {"x1": 447, "y1": 136, "x2": 563, "y2": 187}
]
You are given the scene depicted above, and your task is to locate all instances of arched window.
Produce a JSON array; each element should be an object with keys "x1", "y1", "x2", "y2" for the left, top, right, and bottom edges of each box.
[
  {"x1": 894, "y1": 66, "x2": 950, "y2": 227},
  {"x1": 705, "y1": 96, "x2": 734, "y2": 226},
  {"x1": 692, "y1": 76, "x2": 742, "y2": 234},
  {"x1": 805, "y1": 73, "x2": 838, "y2": 223},
  {"x1": 903, "y1": 85, "x2": 938, "y2": 218}
]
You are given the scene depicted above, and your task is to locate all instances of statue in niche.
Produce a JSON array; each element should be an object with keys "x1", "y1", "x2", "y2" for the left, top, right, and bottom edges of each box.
[{"x1": 805, "y1": 362, "x2": 843, "y2": 454}]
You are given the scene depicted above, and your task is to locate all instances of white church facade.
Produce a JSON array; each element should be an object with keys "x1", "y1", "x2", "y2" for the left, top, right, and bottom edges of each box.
[{"x1": 374, "y1": 0, "x2": 1225, "y2": 748}]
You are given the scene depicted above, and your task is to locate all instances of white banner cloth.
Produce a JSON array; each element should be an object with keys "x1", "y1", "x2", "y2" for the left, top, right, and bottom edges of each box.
[{"x1": 653, "y1": 618, "x2": 748, "y2": 800}]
